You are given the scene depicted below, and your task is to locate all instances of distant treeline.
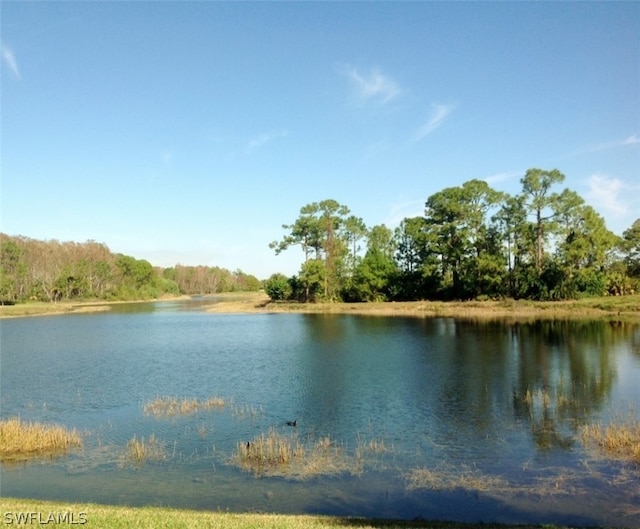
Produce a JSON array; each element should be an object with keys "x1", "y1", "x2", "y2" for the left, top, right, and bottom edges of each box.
[
  {"x1": 0, "y1": 235, "x2": 260, "y2": 303},
  {"x1": 267, "y1": 168, "x2": 640, "y2": 302}
]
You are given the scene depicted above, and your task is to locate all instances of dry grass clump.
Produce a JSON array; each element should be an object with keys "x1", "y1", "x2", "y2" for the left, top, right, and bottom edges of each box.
[
  {"x1": 581, "y1": 419, "x2": 640, "y2": 462},
  {"x1": 234, "y1": 431, "x2": 354, "y2": 478},
  {"x1": 126, "y1": 434, "x2": 165, "y2": 463},
  {"x1": 355, "y1": 436, "x2": 389, "y2": 459},
  {"x1": 237, "y1": 429, "x2": 304, "y2": 468},
  {"x1": 0, "y1": 417, "x2": 82, "y2": 461},
  {"x1": 143, "y1": 396, "x2": 225, "y2": 417}
]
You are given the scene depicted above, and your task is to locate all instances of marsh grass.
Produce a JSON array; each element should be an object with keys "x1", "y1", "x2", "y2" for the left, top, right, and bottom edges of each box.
[
  {"x1": 126, "y1": 434, "x2": 166, "y2": 463},
  {"x1": 0, "y1": 417, "x2": 82, "y2": 461},
  {"x1": 237, "y1": 429, "x2": 303, "y2": 467},
  {"x1": 405, "y1": 464, "x2": 509, "y2": 493},
  {"x1": 234, "y1": 430, "x2": 355, "y2": 478},
  {"x1": 232, "y1": 403, "x2": 264, "y2": 420},
  {"x1": 581, "y1": 419, "x2": 640, "y2": 462},
  {"x1": 143, "y1": 396, "x2": 225, "y2": 417}
]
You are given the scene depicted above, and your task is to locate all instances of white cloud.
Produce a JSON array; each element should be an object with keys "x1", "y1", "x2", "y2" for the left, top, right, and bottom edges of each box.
[
  {"x1": 247, "y1": 129, "x2": 288, "y2": 151},
  {"x1": 412, "y1": 104, "x2": 454, "y2": 142},
  {"x1": 585, "y1": 174, "x2": 634, "y2": 217},
  {"x1": 1, "y1": 42, "x2": 21, "y2": 80},
  {"x1": 340, "y1": 64, "x2": 402, "y2": 106}
]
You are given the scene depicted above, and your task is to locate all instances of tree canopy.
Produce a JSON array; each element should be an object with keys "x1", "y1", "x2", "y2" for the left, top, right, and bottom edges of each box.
[
  {"x1": 267, "y1": 169, "x2": 636, "y2": 302},
  {"x1": 0, "y1": 235, "x2": 260, "y2": 304}
]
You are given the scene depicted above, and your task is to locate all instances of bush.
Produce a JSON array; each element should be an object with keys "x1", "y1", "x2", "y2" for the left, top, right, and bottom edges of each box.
[{"x1": 264, "y1": 273, "x2": 292, "y2": 301}]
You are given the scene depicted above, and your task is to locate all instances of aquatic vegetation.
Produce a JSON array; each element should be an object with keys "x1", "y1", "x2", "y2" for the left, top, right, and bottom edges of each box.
[
  {"x1": 234, "y1": 430, "x2": 355, "y2": 479},
  {"x1": 237, "y1": 429, "x2": 304, "y2": 467},
  {"x1": 231, "y1": 403, "x2": 264, "y2": 420},
  {"x1": 0, "y1": 417, "x2": 82, "y2": 461},
  {"x1": 126, "y1": 434, "x2": 165, "y2": 463},
  {"x1": 143, "y1": 396, "x2": 225, "y2": 417},
  {"x1": 581, "y1": 419, "x2": 640, "y2": 462},
  {"x1": 405, "y1": 464, "x2": 509, "y2": 493}
]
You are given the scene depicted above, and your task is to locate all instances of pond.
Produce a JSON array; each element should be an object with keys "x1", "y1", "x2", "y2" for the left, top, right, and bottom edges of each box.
[{"x1": 1, "y1": 300, "x2": 639, "y2": 527}]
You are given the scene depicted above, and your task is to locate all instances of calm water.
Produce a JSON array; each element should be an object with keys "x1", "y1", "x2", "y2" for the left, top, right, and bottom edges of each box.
[{"x1": 1, "y1": 300, "x2": 639, "y2": 526}]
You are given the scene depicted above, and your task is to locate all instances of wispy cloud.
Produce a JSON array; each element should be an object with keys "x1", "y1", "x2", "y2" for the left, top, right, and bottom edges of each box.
[
  {"x1": 247, "y1": 129, "x2": 288, "y2": 151},
  {"x1": 384, "y1": 199, "x2": 425, "y2": 226},
  {"x1": 339, "y1": 64, "x2": 402, "y2": 106},
  {"x1": 585, "y1": 173, "x2": 637, "y2": 218},
  {"x1": 1, "y1": 42, "x2": 21, "y2": 80},
  {"x1": 571, "y1": 134, "x2": 640, "y2": 156},
  {"x1": 484, "y1": 170, "x2": 521, "y2": 186},
  {"x1": 412, "y1": 104, "x2": 454, "y2": 142}
]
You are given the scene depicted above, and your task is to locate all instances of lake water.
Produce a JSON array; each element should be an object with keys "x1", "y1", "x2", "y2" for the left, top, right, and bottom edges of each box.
[{"x1": 1, "y1": 300, "x2": 639, "y2": 527}]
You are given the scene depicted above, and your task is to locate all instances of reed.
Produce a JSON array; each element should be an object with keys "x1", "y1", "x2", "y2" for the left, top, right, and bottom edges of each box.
[
  {"x1": 0, "y1": 417, "x2": 82, "y2": 461},
  {"x1": 143, "y1": 396, "x2": 225, "y2": 417},
  {"x1": 126, "y1": 434, "x2": 165, "y2": 462},
  {"x1": 237, "y1": 429, "x2": 303, "y2": 468},
  {"x1": 581, "y1": 419, "x2": 640, "y2": 462},
  {"x1": 235, "y1": 431, "x2": 356, "y2": 479},
  {"x1": 232, "y1": 403, "x2": 264, "y2": 420}
]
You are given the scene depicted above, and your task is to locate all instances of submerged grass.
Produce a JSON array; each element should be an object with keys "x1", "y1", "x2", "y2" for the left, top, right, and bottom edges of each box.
[
  {"x1": 581, "y1": 418, "x2": 640, "y2": 462},
  {"x1": 143, "y1": 396, "x2": 225, "y2": 417},
  {"x1": 0, "y1": 417, "x2": 82, "y2": 461},
  {"x1": 126, "y1": 434, "x2": 166, "y2": 463},
  {"x1": 405, "y1": 464, "x2": 510, "y2": 493}
]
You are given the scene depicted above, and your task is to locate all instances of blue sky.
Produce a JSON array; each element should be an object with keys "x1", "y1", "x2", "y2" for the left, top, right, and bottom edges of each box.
[{"x1": 1, "y1": 2, "x2": 638, "y2": 279}]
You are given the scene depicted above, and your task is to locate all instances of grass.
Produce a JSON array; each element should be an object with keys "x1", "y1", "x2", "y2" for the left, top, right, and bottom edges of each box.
[
  {"x1": 231, "y1": 402, "x2": 264, "y2": 419},
  {"x1": 405, "y1": 464, "x2": 510, "y2": 493},
  {"x1": 0, "y1": 417, "x2": 82, "y2": 462},
  {"x1": 581, "y1": 418, "x2": 640, "y2": 462},
  {"x1": 234, "y1": 430, "x2": 355, "y2": 478},
  {"x1": 143, "y1": 396, "x2": 225, "y2": 417},
  {"x1": 206, "y1": 292, "x2": 640, "y2": 322},
  {"x1": 3, "y1": 292, "x2": 639, "y2": 322},
  {"x1": 235, "y1": 429, "x2": 304, "y2": 469},
  {"x1": 126, "y1": 434, "x2": 166, "y2": 463},
  {"x1": 0, "y1": 498, "x2": 579, "y2": 529}
]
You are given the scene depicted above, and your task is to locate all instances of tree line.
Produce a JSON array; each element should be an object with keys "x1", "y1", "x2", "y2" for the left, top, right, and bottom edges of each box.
[
  {"x1": 0, "y1": 235, "x2": 260, "y2": 303},
  {"x1": 266, "y1": 168, "x2": 640, "y2": 302}
]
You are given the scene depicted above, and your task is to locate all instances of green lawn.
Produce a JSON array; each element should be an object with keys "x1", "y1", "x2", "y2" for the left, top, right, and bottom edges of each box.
[{"x1": 0, "y1": 498, "x2": 577, "y2": 529}]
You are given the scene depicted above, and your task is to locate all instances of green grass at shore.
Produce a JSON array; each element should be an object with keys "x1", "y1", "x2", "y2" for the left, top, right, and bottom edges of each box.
[{"x1": 0, "y1": 498, "x2": 579, "y2": 529}]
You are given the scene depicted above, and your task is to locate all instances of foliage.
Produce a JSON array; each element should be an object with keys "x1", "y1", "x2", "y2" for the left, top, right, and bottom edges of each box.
[
  {"x1": 269, "y1": 171, "x2": 639, "y2": 303},
  {"x1": 0, "y1": 234, "x2": 259, "y2": 303},
  {"x1": 264, "y1": 273, "x2": 292, "y2": 301}
]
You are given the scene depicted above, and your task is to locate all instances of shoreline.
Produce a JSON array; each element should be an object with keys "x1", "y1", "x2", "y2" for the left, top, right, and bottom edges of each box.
[
  {"x1": 3, "y1": 292, "x2": 639, "y2": 322},
  {"x1": 205, "y1": 292, "x2": 640, "y2": 322}
]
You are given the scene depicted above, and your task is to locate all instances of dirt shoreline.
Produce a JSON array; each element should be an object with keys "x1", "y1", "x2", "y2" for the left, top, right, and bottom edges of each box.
[
  {"x1": 205, "y1": 292, "x2": 640, "y2": 322},
  {"x1": 2, "y1": 292, "x2": 639, "y2": 321}
]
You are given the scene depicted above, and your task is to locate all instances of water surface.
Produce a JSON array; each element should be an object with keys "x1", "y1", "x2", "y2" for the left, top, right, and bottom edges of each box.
[{"x1": 1, "y1": 301, "x2": 639, "y2": 526}]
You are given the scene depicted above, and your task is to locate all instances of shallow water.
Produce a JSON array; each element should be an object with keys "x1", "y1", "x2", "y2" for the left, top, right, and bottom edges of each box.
[{"x1": 1, "y1": 301, "x2": 639, "y2": 526}]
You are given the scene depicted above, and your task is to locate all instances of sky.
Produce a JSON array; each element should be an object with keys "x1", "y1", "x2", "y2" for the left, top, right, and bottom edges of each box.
[{"x1": 1, "y1": 2, "x2": 638, "y2": 279}]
